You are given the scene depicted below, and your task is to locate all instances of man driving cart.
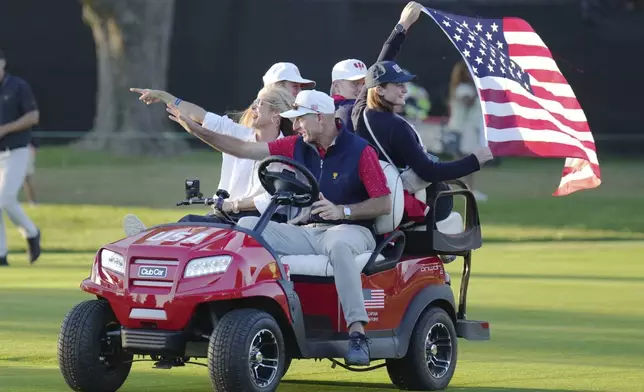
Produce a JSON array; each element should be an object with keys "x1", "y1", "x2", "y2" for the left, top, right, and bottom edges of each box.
[{"x1": 166, "y1": 89, "x2": 392, "y2": 367}]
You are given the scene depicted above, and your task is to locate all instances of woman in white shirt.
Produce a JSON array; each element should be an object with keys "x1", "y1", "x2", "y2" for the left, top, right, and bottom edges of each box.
[
  {"x1": 128, "y1": 85, "x2": 296, "y2": 223},
  {"x1": 444, "y1": 60, "x2": 488, "y2": 201}
]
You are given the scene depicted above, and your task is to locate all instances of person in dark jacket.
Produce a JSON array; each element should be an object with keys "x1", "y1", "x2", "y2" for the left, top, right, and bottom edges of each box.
[
  {"x1": 0, "y1": 49, "x2": 41, "y2": 266},
  {"x1": 351, "y1": 3, "x2": 493, "y2": 225},
  {"x1": 330, "y1": 59, "x2": 367, "y2": 133}
]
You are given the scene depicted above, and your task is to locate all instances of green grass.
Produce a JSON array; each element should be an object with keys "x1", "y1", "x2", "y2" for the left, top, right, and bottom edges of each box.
[
  {"x1": 2, "y1": 241, "x2": 643, "y2": 391},
  {"x1": 0, "y1": 147, "x2": 643, "y2": 391}
]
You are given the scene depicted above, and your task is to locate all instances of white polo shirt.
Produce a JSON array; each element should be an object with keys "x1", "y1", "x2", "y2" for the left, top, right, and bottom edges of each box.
[{"x1": 202, "y1": 112, "x2": 280, "y2": 213}]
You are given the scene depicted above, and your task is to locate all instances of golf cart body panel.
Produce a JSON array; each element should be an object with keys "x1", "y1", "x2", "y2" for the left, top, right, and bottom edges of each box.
[
  {"x1": 293, "y1": 255, "x2": 449, "y2": 333},
  {"x1": 82, "y1": 225, "x2": 293, "y2": 331}
]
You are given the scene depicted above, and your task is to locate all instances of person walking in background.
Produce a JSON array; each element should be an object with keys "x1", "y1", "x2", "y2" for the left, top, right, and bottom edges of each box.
[
  {"x1": 444, "y1": 60, "x2": 488, "y2": 201},
  {"x1": 0, "y1": 49, "x2": 42, "y2": 266}
]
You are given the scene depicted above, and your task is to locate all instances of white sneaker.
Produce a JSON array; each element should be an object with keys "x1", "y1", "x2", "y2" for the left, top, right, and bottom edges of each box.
[
  {"x1": 123, "y1": 214, "x2": 147, "y2": 237},
  {"x1": 472, "y1": 190, "x2": 488, "y2": 202}
]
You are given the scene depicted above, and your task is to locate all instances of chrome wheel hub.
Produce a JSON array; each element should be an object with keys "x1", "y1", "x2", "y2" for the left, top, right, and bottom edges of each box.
[
  {"x1": 248, "y1": 329, "x2": 279, "y2": 387},
  {"x1": 424, "y1": 322, "x2": 453, "y2": 379}
]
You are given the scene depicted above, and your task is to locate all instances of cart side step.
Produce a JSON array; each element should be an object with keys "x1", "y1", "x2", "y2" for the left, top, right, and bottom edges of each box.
[{"x1": 456, "y1": 319, "x2": 490, "y2": 340}]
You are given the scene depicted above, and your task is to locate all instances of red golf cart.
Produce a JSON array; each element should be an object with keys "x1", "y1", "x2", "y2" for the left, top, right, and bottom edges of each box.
[{"x1": 57, "y1": 156, "x2": 489, "y2": 392}]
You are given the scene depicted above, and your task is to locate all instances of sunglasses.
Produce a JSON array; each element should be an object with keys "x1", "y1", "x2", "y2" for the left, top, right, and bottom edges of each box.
[
  {"x1": 292, "y1": 103, "x2": 321, "y2": 113},
  {"x1": 252, "y1": 98, "x2": 276, "y2": 107}
]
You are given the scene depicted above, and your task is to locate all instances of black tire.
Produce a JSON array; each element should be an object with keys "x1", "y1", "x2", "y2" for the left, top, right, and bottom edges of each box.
[
  {"x1": 208, "y1": 308, "x2": 286, "y2": 392},
  {"x1": 386, "y1": 307, "x2": 458, "y2": 391},
  {"x1": 57, "y1": 300, "x2": 133, "y2": 392}
]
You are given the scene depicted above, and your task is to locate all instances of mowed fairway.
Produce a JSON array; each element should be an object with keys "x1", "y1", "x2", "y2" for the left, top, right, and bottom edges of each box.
[{"x1": 1, "y1": 147, "x2": 643, "y2": 391}]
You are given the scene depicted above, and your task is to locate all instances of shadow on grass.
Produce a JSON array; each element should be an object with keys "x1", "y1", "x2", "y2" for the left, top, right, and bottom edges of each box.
[
  {"x1": 0, "y1": 364, "x2": 592, "y2": 392},
  {"x1": 2, "y1": 304, "x2": 644, "y2": 366},
  {"x1": 283, "y1": 380, "x2": 591, "y2": 391}
]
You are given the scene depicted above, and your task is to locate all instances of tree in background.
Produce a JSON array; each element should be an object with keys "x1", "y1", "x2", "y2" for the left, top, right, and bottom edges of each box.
[{"x1": 76, "y1": 0, "x2": 188, "y2": 156}]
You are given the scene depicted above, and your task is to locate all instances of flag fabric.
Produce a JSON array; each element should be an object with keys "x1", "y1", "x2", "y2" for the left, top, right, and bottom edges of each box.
[
  {"x1": 363, "y1": 289, "x2": 385, "y2": 309},
  {"x1": 422, "y1": 8, "x2": 601, "y2": 196}
]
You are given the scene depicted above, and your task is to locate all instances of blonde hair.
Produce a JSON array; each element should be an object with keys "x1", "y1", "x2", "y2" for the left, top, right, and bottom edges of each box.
[
  {"x1": 234, "y1": 85, "x2": 296, "y2": 136},
  {"x1": 367, "y1": 86, "x2": 395, "y2": 112}
]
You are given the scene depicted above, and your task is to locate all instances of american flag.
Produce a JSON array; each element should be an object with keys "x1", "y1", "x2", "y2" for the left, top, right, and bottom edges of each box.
[
  {"x1": 423, "y1": 8, "x2": 601, "y2": 196},
  {"x1": 363, "y1": 289, "x2": 385, "y2": 309}
]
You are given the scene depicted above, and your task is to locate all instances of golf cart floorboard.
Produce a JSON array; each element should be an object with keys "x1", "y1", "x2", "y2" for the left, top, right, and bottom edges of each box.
[{"x1": 304, "y1": 335, "x2": 403, "y2": 359}]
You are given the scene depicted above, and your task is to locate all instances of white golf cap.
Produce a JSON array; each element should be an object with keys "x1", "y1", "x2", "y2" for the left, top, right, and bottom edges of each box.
[
  {"x1": 331, "y1": 59, "x2": 368, "y2": 82},
  {"x1": 279, "y1": 90, "x2": 335, "y2": 118},
  {"x1": 262, "y1": 62, "x2": 316, "y2": 88}
]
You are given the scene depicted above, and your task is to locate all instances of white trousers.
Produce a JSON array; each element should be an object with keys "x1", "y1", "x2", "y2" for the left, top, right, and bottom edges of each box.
[{"x1": 0, "y1": 147, "x2": 38, "y2": 256}]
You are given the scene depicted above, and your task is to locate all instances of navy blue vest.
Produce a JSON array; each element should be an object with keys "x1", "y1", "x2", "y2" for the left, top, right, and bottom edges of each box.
[{"x1": 293, "y1": 130, "x2": 373, "y2": 228}]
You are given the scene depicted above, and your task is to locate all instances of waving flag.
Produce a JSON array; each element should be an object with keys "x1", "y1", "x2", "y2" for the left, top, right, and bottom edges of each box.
[{"x1": 423, "y1": 8, "x2": 601, "y2": 196}]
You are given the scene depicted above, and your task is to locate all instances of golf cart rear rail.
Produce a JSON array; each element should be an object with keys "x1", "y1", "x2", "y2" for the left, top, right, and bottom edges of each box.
[{"x1": 433, "y1": 179, "x2": 489, "y2": 341}]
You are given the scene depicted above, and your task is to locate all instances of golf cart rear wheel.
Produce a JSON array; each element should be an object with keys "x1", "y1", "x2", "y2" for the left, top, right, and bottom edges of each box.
[
  {"x1": 57, "y1": 299, "x2": 133, "y2": 392},
  {"x1": 208, "y1": 308, "x2": 286, "y2": 392},
  {"x1": 386, "y1": 307, "x2": 457, "y2": 390}
]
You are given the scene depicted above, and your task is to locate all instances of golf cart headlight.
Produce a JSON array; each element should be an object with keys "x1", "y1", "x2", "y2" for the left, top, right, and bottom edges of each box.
[
  {"x1": 184, "y1": 256, "x2": 232, "y2": 278},
  {"x1": 101, "y1": 249, "x2": 125, "y2": 274}
]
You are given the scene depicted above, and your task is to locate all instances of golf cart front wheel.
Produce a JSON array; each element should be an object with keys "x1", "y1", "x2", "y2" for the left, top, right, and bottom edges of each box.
[
  {"x1": 386, "y1": 307, "x2": 458, "y2": 390},
  {"x1": 57, "y1": 299, "x2": 133, "y2": 392},
  {"x1": 208, "y1": 308, "x2": 286, "y2": 392}
]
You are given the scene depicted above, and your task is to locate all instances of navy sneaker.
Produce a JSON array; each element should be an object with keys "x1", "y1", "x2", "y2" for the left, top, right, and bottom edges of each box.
[
  {"x1": 0, "y1": 256, "x2": 8, "y2": 266},
  {"x1": 345, "y1": 331, "x2": 370, "y2": 366},
  {"x1": 27, "y1": 230, "x2": 41, "y2": 264}
]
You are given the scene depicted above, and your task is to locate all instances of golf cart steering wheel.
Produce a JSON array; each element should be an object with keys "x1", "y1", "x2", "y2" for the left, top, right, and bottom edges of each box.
[{"x1": 258, "y1": 156, "x2": 319, "y2": 208}]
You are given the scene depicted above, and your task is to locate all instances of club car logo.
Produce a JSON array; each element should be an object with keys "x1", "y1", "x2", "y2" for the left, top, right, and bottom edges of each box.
[{"x1": 138, "y1": 266, "x2": 168, "y2": 278}]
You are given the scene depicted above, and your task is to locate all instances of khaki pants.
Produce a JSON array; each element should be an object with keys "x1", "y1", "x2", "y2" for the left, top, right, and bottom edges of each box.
[
  {"x1": 237, "y1": 217, "x2": 376, "y2": 327},
  {"x1": 0, "y1": 147, "x2": 38, "y2": 256}
]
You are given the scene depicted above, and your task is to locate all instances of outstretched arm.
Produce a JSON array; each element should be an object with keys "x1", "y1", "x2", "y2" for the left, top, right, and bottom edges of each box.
[
  {"x1": 352, "y1": 1, "x2": 424, "y2": 129},
  {"x1": 393, "y1": 123, "x2": 494, "y2": 182},
  {"x1": 130, "y1": 88, "x2": 207, "y2": 124},
  {"x1": 167, "y1": 105, "x2": 270, "y2": 161}
]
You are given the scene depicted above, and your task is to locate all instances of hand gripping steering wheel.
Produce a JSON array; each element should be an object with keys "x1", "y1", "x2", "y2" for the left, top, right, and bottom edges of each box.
[{"x1": 257, "y1": 156, "x2": 320, "y2": 208}]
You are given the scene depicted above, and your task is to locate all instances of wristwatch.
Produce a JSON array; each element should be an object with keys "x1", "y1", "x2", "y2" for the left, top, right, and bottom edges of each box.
[
  {"x1": 394, "y1": 23, "x2": 407, "y2": 34},
  {"x1": 343, "y1": 206, "x2": 352, "y2": 219}
]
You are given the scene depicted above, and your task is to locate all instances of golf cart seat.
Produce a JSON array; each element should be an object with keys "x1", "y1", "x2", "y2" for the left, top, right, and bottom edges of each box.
[
  {"x1": 281, "y1": 214, "x2": 464, "y2": 277},
  {"x1": 281, "y1": 252, "x2": 386, "y2": 277},
  {"x1": 281, "y1": 162, "x2": 470, "y2": 277}
]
